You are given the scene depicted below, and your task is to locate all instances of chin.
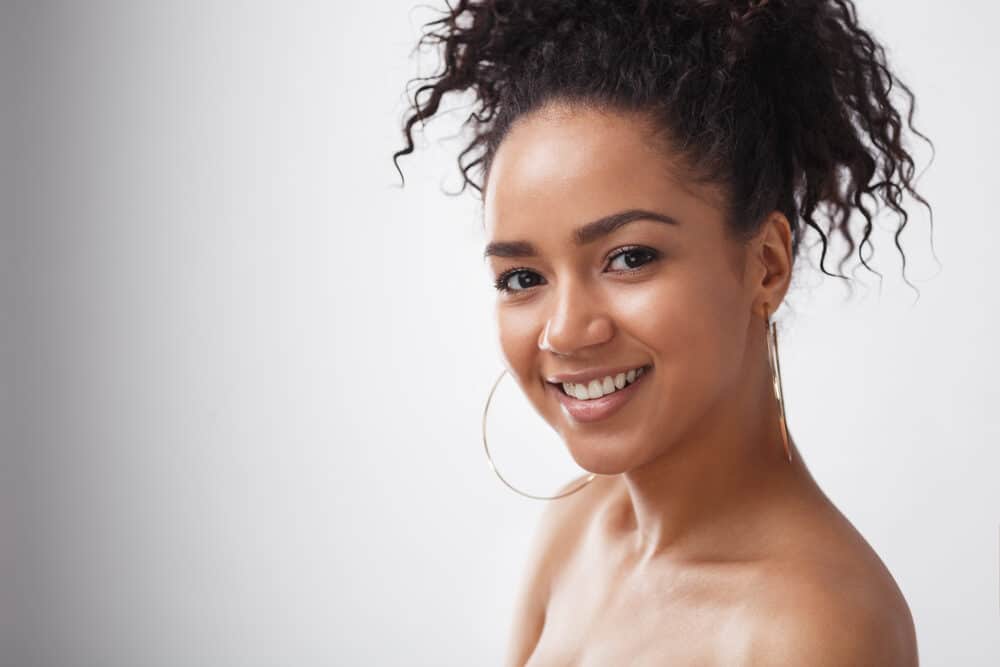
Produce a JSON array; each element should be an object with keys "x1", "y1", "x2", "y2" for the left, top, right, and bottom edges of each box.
[{"x1": 562, "y1": 435, "x2": 642, "y2": 476}]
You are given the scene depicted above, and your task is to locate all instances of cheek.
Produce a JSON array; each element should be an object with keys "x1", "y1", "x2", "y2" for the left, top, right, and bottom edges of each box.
[
  {"x1": 495, "y1": 305, "x2": 559, "y2": 423},
  {"x1": 624, "y1": 275, "x2": 746, "y2": 400},
  {"x1": 495, "y1": 305, "x2": 541, "y2": 384}
]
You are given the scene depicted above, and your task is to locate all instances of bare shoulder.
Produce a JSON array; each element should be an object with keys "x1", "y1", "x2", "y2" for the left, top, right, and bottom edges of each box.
[
  {"x1": 539, "y1": 472, "x2": 620, "y2": 558},
  {"x1": 502, "y1": 473, "x2": 613, "y2": 667},
  {"x1": 519, "y1": 472, "x2": 613, "y2": 582},
  {"x1": 743, "y1": 553, "x2": 918, "y2": 666}
]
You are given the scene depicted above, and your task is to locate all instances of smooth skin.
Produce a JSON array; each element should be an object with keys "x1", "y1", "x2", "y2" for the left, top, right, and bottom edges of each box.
[{"x1": 483, "y1": 102, "x2": 917, "y2": 666}]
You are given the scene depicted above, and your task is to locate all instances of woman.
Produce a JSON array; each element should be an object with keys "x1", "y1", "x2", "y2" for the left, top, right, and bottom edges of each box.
[{"x1": 393, "y1": 1, "x2": 933, "y2": 664}]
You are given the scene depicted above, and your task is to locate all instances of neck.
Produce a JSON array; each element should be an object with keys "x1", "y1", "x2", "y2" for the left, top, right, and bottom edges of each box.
[{"x1": 610, "y1": 339, "x2": 820, "y2": 566}]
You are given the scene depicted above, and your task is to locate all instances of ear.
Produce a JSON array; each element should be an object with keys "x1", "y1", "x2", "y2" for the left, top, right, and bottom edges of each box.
[{"x1": 751, "y1": 210, "x2": 793, "y2": 320}]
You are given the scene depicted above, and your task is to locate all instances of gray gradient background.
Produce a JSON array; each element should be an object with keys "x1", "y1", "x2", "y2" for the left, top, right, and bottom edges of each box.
[{"x1": 1, "y1": 1, "x2": 997, "y2": 665}]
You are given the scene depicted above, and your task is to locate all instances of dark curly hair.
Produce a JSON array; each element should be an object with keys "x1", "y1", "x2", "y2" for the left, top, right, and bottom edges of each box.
[{"x1": 392, "y1": 0, "x2": 936, "y2": 297}]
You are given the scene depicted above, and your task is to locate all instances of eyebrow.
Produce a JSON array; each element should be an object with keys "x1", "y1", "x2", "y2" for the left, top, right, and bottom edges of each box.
[{"x1": 482, "y1": 208, "x2": 680, "y2": 259}]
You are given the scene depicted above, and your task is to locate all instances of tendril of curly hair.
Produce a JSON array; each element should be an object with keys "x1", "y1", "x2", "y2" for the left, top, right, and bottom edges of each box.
[{"x1": 392, "y1": 0, "x2": 936, "y2": 297}]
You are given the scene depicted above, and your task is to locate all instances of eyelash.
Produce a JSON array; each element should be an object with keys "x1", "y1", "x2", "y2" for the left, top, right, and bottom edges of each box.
[{"x1": 493, "y1": 245, "x2": 661, "y2": 294}]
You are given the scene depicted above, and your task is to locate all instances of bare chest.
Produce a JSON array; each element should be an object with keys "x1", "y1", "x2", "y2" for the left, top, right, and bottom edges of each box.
[
  {"x1": 524, "y1": 606, "x2": 751, "y2": 666},
  {"x1": 524, "y1": 555, "x2": 758, "y2": 666}
]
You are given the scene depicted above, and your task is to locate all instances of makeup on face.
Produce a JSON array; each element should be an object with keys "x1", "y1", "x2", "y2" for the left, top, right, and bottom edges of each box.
[{"x1": 546, "y1": 364, "x2": 652, "y2": 423}]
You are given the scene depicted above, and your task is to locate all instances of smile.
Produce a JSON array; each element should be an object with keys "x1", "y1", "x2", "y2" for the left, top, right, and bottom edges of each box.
[{"x1": 546, "y1": 364, "x2": 652, "y2": 423}]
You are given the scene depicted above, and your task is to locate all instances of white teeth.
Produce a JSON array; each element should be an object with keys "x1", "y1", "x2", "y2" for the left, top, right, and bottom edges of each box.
[{"x1": 561, "y1": 366, "x2": 648, "y2": 401}]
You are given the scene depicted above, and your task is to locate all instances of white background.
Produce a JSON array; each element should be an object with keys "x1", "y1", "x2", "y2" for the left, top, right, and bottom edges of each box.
[{"x1": 1, "y1": 1, "x2": 997, "y2": 665}]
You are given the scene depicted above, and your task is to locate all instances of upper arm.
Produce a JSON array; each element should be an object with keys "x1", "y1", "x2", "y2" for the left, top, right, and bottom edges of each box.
[{"x1": 502, "y1": 475, "x2": 591, "y2": 667}]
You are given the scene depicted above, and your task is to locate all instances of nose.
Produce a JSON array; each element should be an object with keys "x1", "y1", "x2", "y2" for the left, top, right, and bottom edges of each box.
[{"x1": 538, "y1": 282, "x2": 614, "y2": 356}]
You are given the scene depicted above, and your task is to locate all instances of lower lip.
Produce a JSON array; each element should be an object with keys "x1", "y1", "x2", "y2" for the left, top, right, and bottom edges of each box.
[{"x1": 547, "y1": 367, "x2": 651, "y2": 423}]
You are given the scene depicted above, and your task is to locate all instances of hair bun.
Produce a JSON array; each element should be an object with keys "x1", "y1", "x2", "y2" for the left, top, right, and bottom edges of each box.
[{"x1": 394, "y1": 0, "x2": 935, "y2": 297}]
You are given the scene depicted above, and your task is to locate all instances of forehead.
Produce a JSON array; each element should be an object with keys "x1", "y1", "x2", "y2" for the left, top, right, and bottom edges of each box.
[{"x1": 483, "y1": 105, "x2": 722, "y2": 240}]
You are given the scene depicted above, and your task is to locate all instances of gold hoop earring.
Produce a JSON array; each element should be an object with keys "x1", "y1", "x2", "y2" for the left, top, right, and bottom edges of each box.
[
  {"x1": 764, "y1": 304, "x2": 794, "y2": 463},
  {"x1": 482, "y1": 368, "x2": 596, "y2": 500}
]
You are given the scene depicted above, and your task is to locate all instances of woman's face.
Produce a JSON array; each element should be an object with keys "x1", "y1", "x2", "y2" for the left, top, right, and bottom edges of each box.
[{"x1": 483, "y1": 104, "x2": 765, "y2": 474}]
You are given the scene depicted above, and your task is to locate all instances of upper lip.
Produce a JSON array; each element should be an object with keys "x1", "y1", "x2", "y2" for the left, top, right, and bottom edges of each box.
[{"x1": 544, "y1": 363, "x2": 651, "y2": 385}]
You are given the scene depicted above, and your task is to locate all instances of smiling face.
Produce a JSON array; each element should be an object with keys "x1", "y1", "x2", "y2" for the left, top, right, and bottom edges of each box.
[{"x1": 483, "y1": 103, "x2": 769, "y2": 474}]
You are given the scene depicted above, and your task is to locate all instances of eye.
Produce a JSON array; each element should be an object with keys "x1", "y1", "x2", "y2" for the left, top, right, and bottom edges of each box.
[
  {"x1": 606, "y1": 246, "x2": 660, "y2": 273},
  {"x1": 494, "y1": 268, "x2": 545, "y2": 294}
]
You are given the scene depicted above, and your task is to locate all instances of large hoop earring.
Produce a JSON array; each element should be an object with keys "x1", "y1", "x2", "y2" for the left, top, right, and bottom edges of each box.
[
  {"x1": 764, "y1": 303, "x2": 794, "y2": 463},
  {"x1": 482, "y1": 368, "x2": 596, "y2": 500}
]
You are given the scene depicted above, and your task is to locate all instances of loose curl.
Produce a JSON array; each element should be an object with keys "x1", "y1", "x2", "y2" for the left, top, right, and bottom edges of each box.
[{"x1": 392, "y1": 0, "x2": 936, "y2": 297}]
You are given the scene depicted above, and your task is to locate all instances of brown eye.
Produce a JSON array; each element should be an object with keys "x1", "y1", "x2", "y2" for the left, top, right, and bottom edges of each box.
[
  {"x1": 607, "y1": 246, "x2": 660, "y2": 272},
  {"x1": 494, "y1": 269, "x2": 545, "y2": 293}
]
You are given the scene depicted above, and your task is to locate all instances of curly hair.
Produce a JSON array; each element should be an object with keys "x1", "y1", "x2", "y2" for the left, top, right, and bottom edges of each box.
[{"x1": 392, "y1": 0, "x2": 936, "y2": 296}]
